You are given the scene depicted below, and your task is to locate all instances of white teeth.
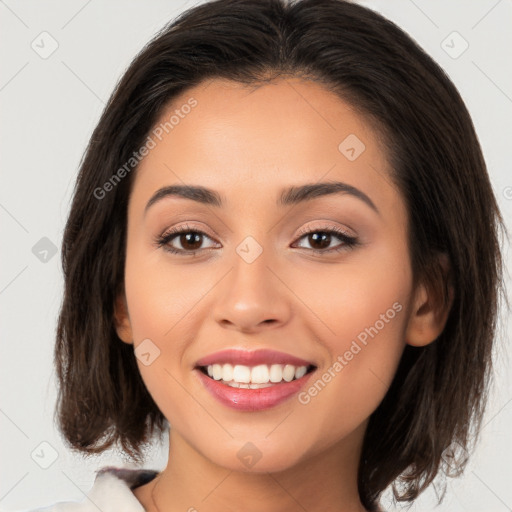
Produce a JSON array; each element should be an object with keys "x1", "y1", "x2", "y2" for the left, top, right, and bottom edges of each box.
[
  {"x1": 295, "y1": 365, "x2": 307, "y2": 379},
  {"x1": 212, "y1": 364, "x2": 223, "y2": 380},
  {"x1": 282, "y1": 364, "x2": 295, "y2": 382},
  {"x1": 269, "y1": 364, "x2": 283, "y2": 382},
  {"x1": 204, "y1": 363, "x2": 310, "y2": 385},
  {"x1": 224, "y1": 381, "x2": 274, "y2": 389},
  {"x1": 233, "y1": 365, "x2": 251, "y2": 383},
  {"x1": 249, "y1": 382, "x2": 273, "y2": 389},
  {"x1": 251, "y1": 364, "x2": 269, "y2": 384},
  {"x1": 222, "y1": 363, "x2": 234, "y2": 381}
]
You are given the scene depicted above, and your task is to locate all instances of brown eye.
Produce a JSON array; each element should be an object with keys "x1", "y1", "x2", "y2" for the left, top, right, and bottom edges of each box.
[
  {"x1": 156, "y1": 228, "x2": 219, "y2": 255},
  {"x1": 293, "y1": 227, "x2": 358, "y2": 254},
  {"x1": 177, "y1": 232, "x2": 203, "y2": 251},
  {"x1": 306, "y1": 232, "x2": 332, "y2": 250}
]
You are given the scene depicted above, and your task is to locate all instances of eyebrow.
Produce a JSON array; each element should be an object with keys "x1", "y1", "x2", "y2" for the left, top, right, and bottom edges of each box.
[{"x1": 144, "y1": 181, "x2": 379, "y2": 216}]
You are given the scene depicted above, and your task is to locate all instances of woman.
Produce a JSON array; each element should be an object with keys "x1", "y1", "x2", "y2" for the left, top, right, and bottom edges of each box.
[{"x1": 32, "y1": 0, "x2": 505, "y2": 510}]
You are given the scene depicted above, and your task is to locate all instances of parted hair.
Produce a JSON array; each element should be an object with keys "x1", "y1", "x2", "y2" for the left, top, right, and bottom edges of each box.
[{"x1": 54, "y1": 0, "x2": 505, "y2": 508}]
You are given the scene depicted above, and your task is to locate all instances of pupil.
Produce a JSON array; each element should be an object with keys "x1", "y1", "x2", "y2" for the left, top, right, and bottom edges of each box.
[
  {"x1": 181, "y1": 232, "x2": 202, "y2": 250},
  {"x1": 310, "y1": 232, "x2": 330, "y2": 249}
]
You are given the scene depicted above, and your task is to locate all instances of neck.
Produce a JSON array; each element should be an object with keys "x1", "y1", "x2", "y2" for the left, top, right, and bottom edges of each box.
[{"x1": 145, "y1": 427, "x2": 368, "y2": 512}]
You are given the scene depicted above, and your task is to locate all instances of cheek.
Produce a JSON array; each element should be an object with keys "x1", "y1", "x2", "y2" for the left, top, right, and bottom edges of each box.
[
  {"x1": 122, "y1": 243, "x2": 214, "y2": 408},
  {"x1": 291, "y1": 247, "x2": 411, "y2": 434},
  {"x1": 123, "y1": 238, "x2": 205, "y2": 342},
  {"x1": 292, "y1": 243, "x2": 410, "y2": 349}
]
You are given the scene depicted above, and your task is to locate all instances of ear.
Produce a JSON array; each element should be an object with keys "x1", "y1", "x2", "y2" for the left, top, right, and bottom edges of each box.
[
  {"x1": 405, "y1": 253, "x2": 454, "y2": 347},
  {"x1": 114, "y1": 292, "x2": 134, "y2": 345}
]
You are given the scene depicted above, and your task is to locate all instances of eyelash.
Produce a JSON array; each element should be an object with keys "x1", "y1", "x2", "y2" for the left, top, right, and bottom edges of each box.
[{"x1": 155, "y1": 223, "x2": 359, "y2": 257}]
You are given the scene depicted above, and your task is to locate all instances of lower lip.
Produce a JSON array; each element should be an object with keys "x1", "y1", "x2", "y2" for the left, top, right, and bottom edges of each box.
[{"x1": 195, "y1": 369, "x2": 315, "y2": 412}]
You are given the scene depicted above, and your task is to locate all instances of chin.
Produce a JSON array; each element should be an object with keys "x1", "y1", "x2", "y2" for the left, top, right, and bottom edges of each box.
[{"x1": 198, "y1": 437, "x2": 308, "y2": 474}]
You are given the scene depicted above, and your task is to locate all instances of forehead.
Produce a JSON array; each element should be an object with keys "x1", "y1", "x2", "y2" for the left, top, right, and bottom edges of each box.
[{"x1": 131, "y1": 77, "x2": 398, "y2": 214}]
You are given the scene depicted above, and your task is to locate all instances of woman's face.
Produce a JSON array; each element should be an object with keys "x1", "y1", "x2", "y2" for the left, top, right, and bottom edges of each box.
[{"x1": 116, "y1": 77, "x2": 419, "y2": 472}]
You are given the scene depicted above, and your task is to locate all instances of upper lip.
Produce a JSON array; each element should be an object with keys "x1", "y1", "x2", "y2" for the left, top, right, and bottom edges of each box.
[{"x1": 195, "y1": 349, "x2": 315, "y2": 368}]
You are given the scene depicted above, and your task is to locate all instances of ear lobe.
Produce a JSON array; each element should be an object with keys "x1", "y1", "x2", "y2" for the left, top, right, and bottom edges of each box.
[
  {"x1": 405, "y1": 253, "x2": 454, "y2": 347},
  {"x1": 114, "y1": 293, "x2": 134, "y2": 345}
]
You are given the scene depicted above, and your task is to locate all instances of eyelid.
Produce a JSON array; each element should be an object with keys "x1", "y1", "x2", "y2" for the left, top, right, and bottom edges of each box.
[
  {"x1": 294, "y1": 221, "x2": 357, "y2": 239},
  {"x1": 155, "y1": 220, "x2": 359, "y2": 257},
  {"x1": 292, "y1": 224, "x2": 359, "y2": 253},
  {"x1": 158, "y1": 221, "x2": 355, "y2": 244},
  {"x1": 159, "y1": 222, "x2": 215, "y2": 239}
]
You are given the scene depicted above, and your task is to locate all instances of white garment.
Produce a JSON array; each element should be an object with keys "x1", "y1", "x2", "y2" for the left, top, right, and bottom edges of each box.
[{"x1": 29, "y1": 467, "x2": 159, "y2": 512}]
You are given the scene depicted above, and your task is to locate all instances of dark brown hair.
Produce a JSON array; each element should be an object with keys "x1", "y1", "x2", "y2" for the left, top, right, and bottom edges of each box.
[{"x1": 54, "y1": 0, "x2": 506, "y2": 508}]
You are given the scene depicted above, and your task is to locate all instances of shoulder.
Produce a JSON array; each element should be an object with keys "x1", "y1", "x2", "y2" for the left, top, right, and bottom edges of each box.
[{"x1": 24, "y1": 466, "x2": 159, "y2": 512}]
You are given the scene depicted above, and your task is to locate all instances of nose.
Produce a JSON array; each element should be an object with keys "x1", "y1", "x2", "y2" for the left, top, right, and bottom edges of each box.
[{"x1": 212, "y1": 245, "x2": 292, "y2": 334}]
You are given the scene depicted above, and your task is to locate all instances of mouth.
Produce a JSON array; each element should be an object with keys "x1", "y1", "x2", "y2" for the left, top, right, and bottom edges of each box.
[
  {"x1": 196, "y1": 362, "x2": 317, "y2": 388},
  {"x1": 193, "y1": 349, "x2": 317, "y2": 411}
]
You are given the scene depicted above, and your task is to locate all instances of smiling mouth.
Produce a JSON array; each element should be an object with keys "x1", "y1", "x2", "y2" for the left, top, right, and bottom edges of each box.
[{"x1": 196, "y1": 363, "x2": 317, "y2": 389}]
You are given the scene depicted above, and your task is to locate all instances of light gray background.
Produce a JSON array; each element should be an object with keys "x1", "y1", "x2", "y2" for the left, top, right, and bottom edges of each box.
[{"x1": 1, "y1": 0, "x2": 511, "y2": 511}]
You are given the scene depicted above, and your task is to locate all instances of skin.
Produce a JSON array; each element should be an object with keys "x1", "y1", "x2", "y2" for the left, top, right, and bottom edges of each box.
[{"x1": 114, "y1": 77, "x2": 451, "y2": 512}]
